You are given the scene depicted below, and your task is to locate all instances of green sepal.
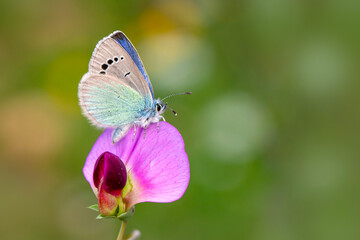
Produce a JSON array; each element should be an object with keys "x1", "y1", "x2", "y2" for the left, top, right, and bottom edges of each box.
[
  {"x1": 121, "y1": 175, "x2": 133, "y2": 199},
  {"x1": 87, "y1": 204, "x2": 99, "y2": 212},
  {"x1": 94, "y1": 206, "x2": 135, "y2": 221},
  {"x1": 117, "y1": 206, "x2": 135, "y2": 222},
  {"x1": 96, "y1": 214, "x2": 117, "y2": 220}
]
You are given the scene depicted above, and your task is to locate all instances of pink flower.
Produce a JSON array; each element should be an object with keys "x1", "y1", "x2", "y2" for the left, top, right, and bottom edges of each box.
[{"x1": 83, "y1": 122, "x2": 190, "y2": 217}]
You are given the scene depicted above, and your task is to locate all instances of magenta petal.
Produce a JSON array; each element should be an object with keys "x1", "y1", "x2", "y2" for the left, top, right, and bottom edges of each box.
[
  {"x1": 83, "y1": 122, "x2": 190, "y2": 207},
  {"x1": 123, "y1": 123, "x2": 190, "y2": 206}
]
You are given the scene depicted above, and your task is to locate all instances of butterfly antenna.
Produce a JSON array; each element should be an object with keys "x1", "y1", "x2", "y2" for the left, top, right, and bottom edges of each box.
[
  {"x1": 162, "y1": 92, "x2": 192, "y2": 101},
  {"x1": 165, "y1": 104, "x2": 178, "y2": 116}
]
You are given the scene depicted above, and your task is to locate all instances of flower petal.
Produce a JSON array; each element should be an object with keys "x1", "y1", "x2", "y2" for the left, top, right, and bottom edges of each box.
[
  {"x1": 123, "y1": 122, "x2": 190, "y2": 207},
  {"x1": 83, "y1": 122, "x2": 190, "y2": 208}
]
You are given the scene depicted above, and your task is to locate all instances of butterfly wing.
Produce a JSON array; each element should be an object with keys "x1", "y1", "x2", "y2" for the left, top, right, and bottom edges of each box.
[
  {"x1": 111, "y1": 31, "x2": 154, "y2": 98},
  {"x1": 78, "y1": 73, "x2": 152, "y2": 128},
  {"x1": 112, "y1": 125, "x2": 131, "y2": 143},
  {"x1": 89, "y1": 31, "x2": 154, "y2": 99}
]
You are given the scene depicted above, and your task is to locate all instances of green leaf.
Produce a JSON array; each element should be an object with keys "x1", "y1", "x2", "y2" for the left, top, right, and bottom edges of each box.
[{"x1": 87, "y1": 204, "x2": 99, "y2": 212}]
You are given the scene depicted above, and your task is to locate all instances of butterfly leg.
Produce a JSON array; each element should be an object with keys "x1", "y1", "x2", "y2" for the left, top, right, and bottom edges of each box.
[
  {"x1": 158, "y1": 116, "x2": 166, "y2": 132},
  {"x1": 132, "y1": 124, "x2": 136, "y2": 142},
  {"x1": 143, "y1": 126, "x2": 147, "y2": 139},
  {"x1": 142, "y1": 118, "x2": 150, "y2": 139}
]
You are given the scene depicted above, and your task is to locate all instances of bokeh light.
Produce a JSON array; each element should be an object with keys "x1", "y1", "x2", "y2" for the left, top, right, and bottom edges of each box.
[
  {"x1": 0, "y1": 92, "x2": 66, "y2": 167},
  {"x1": 293, "y1": 37, "x2": 348, "y2": 100},
  {"x1": 199, "y1": 92, "x2": 273, "y2": 163},
  {"x1": 140, "y1": 32, "x2": 214, "y2": 92}
]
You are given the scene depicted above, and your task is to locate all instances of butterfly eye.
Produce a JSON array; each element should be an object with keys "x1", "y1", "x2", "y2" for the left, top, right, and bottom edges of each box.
[{"x1": 156, "y1": 104, "x2": 161, "y2": 112}]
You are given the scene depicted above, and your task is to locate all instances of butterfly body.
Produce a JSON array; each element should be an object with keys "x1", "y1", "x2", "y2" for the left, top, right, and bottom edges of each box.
[
  {"x1": 132, "y1": 99, "x2": 167, "y2": 127},
  {"x1": 78, "y1": 31, "x2": 168, "y2": 143}
]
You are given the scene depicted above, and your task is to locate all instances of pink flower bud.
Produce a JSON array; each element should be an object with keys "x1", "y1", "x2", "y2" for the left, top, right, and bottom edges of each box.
[{"x1": 93, "y1": 152, "x2": 127, "y2": 216}]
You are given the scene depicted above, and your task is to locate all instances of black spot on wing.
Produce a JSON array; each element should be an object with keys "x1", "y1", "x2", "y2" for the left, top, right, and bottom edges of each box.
[
  {"x1": 124, "y1": 72, "x2": 131, "y2": 77},
  {"x1": 101, "y1": 64, "x2": 108, "y2": 70},
  {"x1": 107, "y1": 59, "x2": 113, "y2": 64}
]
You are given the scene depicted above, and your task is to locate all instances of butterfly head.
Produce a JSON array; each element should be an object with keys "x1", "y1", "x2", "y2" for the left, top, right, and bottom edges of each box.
[
  {"x1": 155, "y1": 100, "x2": 167, "y2": 115},
  {"x1": 151, "y1": 92, "x2": 192, "y2": 121}
]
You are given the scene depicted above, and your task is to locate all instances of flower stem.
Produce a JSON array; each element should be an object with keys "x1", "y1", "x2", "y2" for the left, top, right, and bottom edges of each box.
[{"x1": 117, "y1": 221, "x2": 127, "y2": 240}]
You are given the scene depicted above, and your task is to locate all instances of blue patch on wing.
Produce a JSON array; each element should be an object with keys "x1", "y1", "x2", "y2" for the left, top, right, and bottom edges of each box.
[{"x1": 111, "y1": 31, "x2": 154, "y2": 99}]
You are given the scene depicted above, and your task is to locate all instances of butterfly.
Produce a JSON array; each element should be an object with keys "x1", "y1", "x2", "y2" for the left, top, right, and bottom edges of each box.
[{"x1": 78, "y1": 31, "x2": 191, "y2": 143}]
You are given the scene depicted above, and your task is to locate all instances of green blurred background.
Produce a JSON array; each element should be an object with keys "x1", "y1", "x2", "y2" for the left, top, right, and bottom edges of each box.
[{"x1": 0, "y1": 0, "x2": 359, "y2": 239}]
